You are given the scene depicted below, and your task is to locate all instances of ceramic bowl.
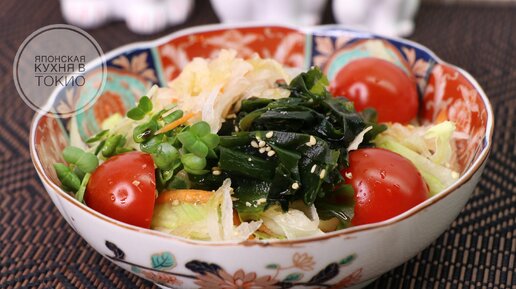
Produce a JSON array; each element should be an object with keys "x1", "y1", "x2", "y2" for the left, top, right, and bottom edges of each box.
[{"x1": 30, "y1": 24, "x2": 493, "y2": 289}]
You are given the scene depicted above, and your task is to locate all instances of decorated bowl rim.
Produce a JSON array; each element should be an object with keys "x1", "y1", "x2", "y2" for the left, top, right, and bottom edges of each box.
[{"x1": 29, "y1": 23, "x2": 494, "y2": 247}]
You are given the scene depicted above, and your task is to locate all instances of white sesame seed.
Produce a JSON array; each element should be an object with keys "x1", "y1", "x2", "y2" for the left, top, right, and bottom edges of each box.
[
  {"x1": 265, "y1": 131, "x2": 274, "y2": 138},
  {"x1": 291, "y1": 182, "x2": 300, "y2": 190},
  {"x1": 132, "y1": 180, "x2": 140, "y2": 186},
  {"x1": 231, "y1": 197, "x2": 239, "y2": 201},
  {"x1": 306, "y1": 135, "x2": 317, "y2": 147},
  {"x1": 248, "y1": 157, "x2": 252, "y2": 161},
  {"x1": 265, "y1": 146, "x2": 272, "y2": 152},
  {"x1": 212, "y1": 170, "x2": 221, "y2": 176},
  {"x1": 172, "y1": 199, "x2": 180, "y2": 206},
  {"x1": 234, "y1": 126, "x2": 240, "y2": 132},
  {"x1": 258, "y1": 140, "x2": 266, "y2": 147},
  {"x1": 311, "y1": 165, "x2": 317, "y2": 173},
  {"x1": 267, "y1": 150, "x2": 276, "y2": 157},
  {"x1": 245, "y1": 201, "x2": 252, "y2": 207},
  {"x1": 319, "y1": 169, "x2": 326, "y2": 179},
  {"x1": 259, "y1": 148, "x2": 266, "y2": 154},
  {"x1": 345, "y1": 172, "x2": 353, "y2": 179},
  {"x1": 251, "y1": 140, "x2": 259, "y2": 148},
  {"x1": 256, "y1": 198, "x2": 267, "y2": 205},
  {"x1": 451, "y1": 171, "x2": 459, "y2": 179}
]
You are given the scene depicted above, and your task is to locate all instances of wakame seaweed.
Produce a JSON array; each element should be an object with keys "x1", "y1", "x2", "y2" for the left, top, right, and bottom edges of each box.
[{"x1": 215, "y1": 67, "x2": 386, "y2": 224}]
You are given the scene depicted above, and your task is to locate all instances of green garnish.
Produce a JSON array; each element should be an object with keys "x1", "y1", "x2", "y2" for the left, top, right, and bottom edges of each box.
[
  {"x1": 86, "y1": 129, "x2": 109, "y2": 143},
  {"x1": 127, "y1": 96, "x2": 153, "y2": 120},
  {"x1": 178, "y1": 121, "x2": 220, "y2": 158},
  {"x1": 62, "y1": 146, "x2": 98, "y2": 173},
  {"x1": 54, "y1": 163, "x2": 81, "y2": 192},
  {"x1": 75, "y1": 173, "x2": 91, "y2": 203}
]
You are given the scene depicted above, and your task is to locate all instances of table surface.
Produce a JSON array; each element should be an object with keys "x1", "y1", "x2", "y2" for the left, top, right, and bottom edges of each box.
[{"x1": 0, "y1": 1, "x2": 514, "y2": 288}]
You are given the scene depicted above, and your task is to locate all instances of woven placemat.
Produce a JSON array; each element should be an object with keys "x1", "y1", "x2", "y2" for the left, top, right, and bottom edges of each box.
[{"x1": 0, "y1": 1, "x2": 514, "y2": 288}]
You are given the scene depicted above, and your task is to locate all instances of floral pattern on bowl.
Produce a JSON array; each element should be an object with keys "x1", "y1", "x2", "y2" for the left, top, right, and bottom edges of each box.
[
  {"x1": 104, "y1": 240, "x2": 362, "y2": 289},
  {"x1": 156, "y1": 26, "x2": 306, "y2": 82}
]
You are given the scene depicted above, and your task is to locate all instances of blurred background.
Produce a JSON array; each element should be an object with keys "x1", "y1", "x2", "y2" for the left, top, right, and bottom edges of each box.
[{"x1": 1, "y1": 0, "x2": 514, "y2": 289}]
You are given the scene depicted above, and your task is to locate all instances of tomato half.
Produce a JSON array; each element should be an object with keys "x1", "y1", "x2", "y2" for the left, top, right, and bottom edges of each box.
[
  {"x1": 329, "y1": 57, "x2": 419, "y2": 123},
  {"x1": 85, "y1": 151, "x2": 156, "y2": 228},
  {"x1": 341, "y1": 148, "x2": 429, "y2": 226}
]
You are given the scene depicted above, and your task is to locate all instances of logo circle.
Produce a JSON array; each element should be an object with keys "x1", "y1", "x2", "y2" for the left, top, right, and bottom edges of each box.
[{"x1": 13, "y1": 24, "x2": 107, "y2": 118}]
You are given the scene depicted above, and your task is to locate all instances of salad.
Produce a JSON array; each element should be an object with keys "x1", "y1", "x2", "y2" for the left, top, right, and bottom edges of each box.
[{"x1": 55, "y1": 50, "x2": 460, "y2": 241}]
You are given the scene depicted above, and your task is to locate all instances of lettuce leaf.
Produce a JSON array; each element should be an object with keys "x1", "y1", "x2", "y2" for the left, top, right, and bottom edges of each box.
[
  {"x1": 151, "y1": 179, "x2": 261, "y2": 241},
  {"x1": 375, "y1": 121, "x2": 460, "y2": 196},
  {"x1": 260, "y1": 204, "x2": 324, "y2": 240}
]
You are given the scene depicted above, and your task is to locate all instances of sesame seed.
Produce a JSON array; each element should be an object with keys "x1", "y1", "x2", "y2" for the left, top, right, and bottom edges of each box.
[
  {"x1": 267, "y1": 150, "x2": 276, "y2": 157},
  {"x1": 248, "y1": 157, "x2": 252, "y2": 161},
  {"x1": 256, "y1": 198, "x2": 267, "y2": 205},
  {"x1": 251, "y1": 140, "x2": 259, "y2": 148},
  {"x1": 245, "y1": 201, "x2": 252, "y2": 207},
  {"x1": 306, "y1": 136, "x2": 317, "y2": 147},
  {"x1": 231, "y1": 197, "x2": 239, "y2": 201},
  {"x1": 319, "y1": 169, "x2": 326, "y2": 179},
  {"x1": 132, "y1": 180, "x2": 140, "y2": 186},
  {"x1": 172, "y1": 199, "x2": 180, "y2": 206},
  {"x1": 345, "y1": 172, "x2": 353, "y2": 179},
  {"x1": 451, "y1": 171, "x2": 459, "y2": 179},
  {"x1": 259, "y1": 148, "x2": 266, "y2": 154},
  {"x1": 258, "y1": 140, "x2": 266, "y2": 147},
  {"x1": 291, "y1": 182, "x2": 300, "y2": 190},
  {"x1": 311, "y1": 165, "x2": 317, "y2": 173},
  {"x1": 212, "y1": 170, "x2": 221, "y2": 176},
  {"x1": 265, "y1": 131, "x2": 274, "y2": 138},
  {"x1": 265, "y1": 146, "x2": 271, "y2": 152},
  {"x1": 234, "y1": 126, "x2": 240, "y2": 132}
]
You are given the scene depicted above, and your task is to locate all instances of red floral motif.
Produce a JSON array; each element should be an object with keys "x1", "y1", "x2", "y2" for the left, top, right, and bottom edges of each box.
[
  {"x1": 422, "y1": 64, "x2": 488, "y2": 171},
  {"x1": 195, "y1": 269, "x2": 278, "y2": 289},
  {"x1": 448, "y1": 85, "x2": 480, "y2": 136},
  {"x1": 35, "y1": 115, "x2": 68, "y2": 184},
  {"x1": 92, "y1": 91, "x2": 126, "y2": 125},
  {"x1": 142, "y1": 270, "x2": 183, "y2": 286},
  {"x1": 157, "y1": 27, "x2": 305, "y2": 81}
]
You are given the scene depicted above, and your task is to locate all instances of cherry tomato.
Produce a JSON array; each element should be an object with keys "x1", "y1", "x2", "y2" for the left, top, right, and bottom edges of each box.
[
  {"x1": 329, "y1": 57, "x2": 419, "y2": 123},
  {"x1": 341, "y1": 148, "x2": 429, "y2": 226},
  {"x1": 85, "y1": 151, "x2": 156, "y2": 228}
]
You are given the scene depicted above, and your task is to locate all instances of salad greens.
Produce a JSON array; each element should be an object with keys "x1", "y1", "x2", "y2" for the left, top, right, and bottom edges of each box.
[
  {"x1": 55, "y1": 62, "x2": 463, "y2": 241},
  {"x1": 54, "y1": 146, "x2": 98, "y2": 201}
]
